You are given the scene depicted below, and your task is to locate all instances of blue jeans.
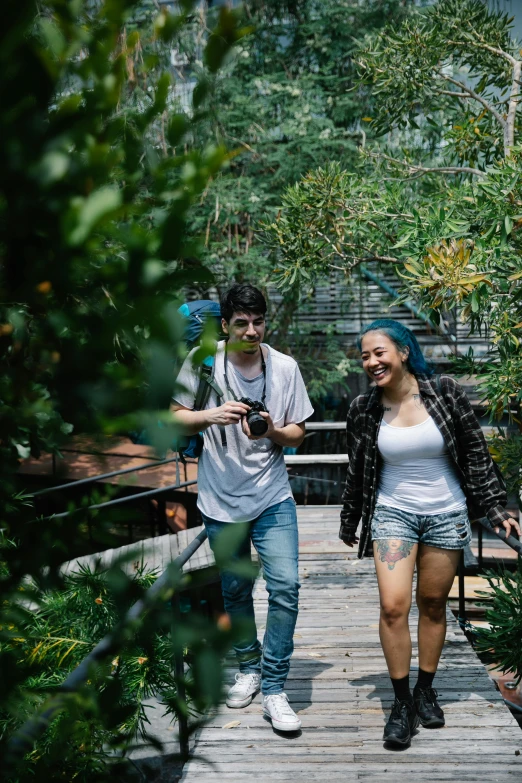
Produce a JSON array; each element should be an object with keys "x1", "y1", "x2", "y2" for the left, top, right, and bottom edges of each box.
[{"x1": 202, "y1": 498, "x2": 299, "y2": 695}]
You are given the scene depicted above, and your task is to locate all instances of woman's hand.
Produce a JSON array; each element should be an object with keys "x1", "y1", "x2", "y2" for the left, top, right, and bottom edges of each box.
[
  {"x1": 341, "y1": 535, "x2": 359, "y2": 548},
  {"x1": 494, "y1": 517, "x2": 521, "y2": 539}
]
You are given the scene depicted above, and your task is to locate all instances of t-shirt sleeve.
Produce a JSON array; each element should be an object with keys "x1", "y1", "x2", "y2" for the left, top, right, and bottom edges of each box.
[
  {"x1": 284, "y1": 364, "x2": 314, "y2": 425},
  {"x1": 172, "y1": 350, "x2": 199, "y2": 410}
]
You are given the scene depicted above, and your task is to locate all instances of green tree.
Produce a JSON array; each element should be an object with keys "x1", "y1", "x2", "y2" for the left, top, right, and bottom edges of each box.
[
  {"x1": 1, "y1": 0, "x2": 247, "y2": 778},
  {"x1": 262, "y1": 0, "x2": 522, "y2": 494},
  {"x1": 178, "y1": 0, "x2": 414, "y2": 400}
]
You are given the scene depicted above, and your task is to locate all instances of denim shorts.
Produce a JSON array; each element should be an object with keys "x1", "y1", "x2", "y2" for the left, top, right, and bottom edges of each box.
[{"x1": 371, "y1": 504, "x2": 472, "y2": 550}]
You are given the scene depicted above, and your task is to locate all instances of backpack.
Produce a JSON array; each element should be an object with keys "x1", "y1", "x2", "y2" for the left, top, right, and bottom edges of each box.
[
  {"x1": 176, "y1": 300, "x2": 224, "y2": 459},
  {"x1": 129, "y1": 300, "x2": 224, "y2": 457},
  {"x1": 178, "y1": 300, "x2": 222, "y2": 350}
]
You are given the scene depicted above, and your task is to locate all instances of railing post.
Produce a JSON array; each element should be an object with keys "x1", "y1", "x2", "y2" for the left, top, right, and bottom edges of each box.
[
  {"x1": 458, "y1": 549, "x2": 466, "y2": 627},
  {"x1": 172, "y1": 594, "x2": 189, "y2": 761}
]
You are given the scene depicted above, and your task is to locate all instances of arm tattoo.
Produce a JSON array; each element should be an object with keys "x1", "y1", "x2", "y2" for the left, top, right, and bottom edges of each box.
[
  {"x1": 376, "y1": 540, "x2": 414, "y2": 570},
  {"x1": 413, "y1": 394, "x2": 425, "y2": 409}
]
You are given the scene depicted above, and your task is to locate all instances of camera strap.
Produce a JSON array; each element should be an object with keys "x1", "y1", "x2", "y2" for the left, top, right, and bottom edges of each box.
[{"x1": 223, "y1": 343, "x2": 267, "y2": 406}]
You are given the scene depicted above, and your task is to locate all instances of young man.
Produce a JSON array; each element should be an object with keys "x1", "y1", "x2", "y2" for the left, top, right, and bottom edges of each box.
[{"x1": 172, "y1": 283, "x2": 313, "y2": 731}]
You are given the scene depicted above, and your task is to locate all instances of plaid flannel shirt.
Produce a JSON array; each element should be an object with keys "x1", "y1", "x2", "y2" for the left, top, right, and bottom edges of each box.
[{"x1": 339, "y1": 374, "x2": 511, "y2": 559}]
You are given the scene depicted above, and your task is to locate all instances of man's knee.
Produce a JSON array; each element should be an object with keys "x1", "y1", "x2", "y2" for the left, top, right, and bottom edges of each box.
[
  {"x1": 221, "y1": 573, "x2": 254, "y2": 604},
  {"x1": 266, "y1": 575, "x2": 300, "y2": 612}
]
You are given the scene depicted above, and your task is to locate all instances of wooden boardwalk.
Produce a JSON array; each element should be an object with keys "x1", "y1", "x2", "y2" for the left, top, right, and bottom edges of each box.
[
  {"x1": 180, "y1": 506, "x2": 522, "y2": 783},
  {"x1": 60, "y1": 524, "x2": 214, "y2": 577}
]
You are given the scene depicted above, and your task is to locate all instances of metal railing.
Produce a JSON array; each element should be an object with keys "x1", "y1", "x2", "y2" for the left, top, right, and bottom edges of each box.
[
  {"x1": 33, "y1": 454, "x2": 185, "y2": 497},
  {"x1": 30, "y1": 448, "x2": 198, "y2": 541}
]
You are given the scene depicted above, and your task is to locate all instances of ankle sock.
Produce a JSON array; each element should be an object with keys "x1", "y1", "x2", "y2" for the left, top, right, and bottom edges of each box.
[
  {"x1": 416, "y1": 668, "x2": 436, "y2": 689},
  {"x1": 391, "y1": 674, "x2": 411, "y2": 702}
]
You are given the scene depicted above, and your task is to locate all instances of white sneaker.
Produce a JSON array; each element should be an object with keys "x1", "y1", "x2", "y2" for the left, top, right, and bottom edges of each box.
[
  {"x1": 226, "y1": 672, "x2": 261, "y2": 708},
  {"x1": 262, "y1": 693, "x2": 301, "y2": 731}
]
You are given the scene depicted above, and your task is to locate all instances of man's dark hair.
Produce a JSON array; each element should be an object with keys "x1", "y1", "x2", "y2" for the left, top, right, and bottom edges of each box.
[{"x1": 220, "y1": 283, "x2": 267, "y2": 323}]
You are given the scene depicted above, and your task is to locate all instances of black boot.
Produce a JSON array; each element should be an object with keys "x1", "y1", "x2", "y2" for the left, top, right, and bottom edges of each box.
[
  {"x1": 413, "y1": 684, "x2": 445, "y2": 727},
  {"x1": 383, "y1": 698, "x2": 419, "y2": 747}
]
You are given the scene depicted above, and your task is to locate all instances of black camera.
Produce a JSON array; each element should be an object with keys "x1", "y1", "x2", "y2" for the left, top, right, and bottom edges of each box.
[{"x1": 239, "y1": 397, "x2": 268, "y2": 436}]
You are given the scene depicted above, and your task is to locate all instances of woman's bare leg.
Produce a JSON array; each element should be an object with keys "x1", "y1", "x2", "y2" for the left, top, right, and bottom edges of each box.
[
  {"x1": 373, "y1": 539, "x2": 418, "y2": 678},
  {"x1": 415, "y1": 545, "x2": 461, "y2": 672}
]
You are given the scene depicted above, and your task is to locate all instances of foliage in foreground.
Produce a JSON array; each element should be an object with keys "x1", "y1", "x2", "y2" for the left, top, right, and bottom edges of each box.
[
  {"x1": 1, "y1": 555, "x2": 238, "y2": 782},
  {"x1": 1, "y1": 0, "x2": 246, "y2": 778},
  {"x1": 474, "y1": 563, "x2": 522, "y2": 684}
]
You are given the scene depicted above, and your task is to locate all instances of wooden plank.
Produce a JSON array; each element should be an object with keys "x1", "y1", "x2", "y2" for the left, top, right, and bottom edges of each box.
[
  {"x1": 285, "y1": 454, "x2": 348, "y2": 465},
  {"x1": 60, "y1": 525, "x2": 214, "y2": 576},
  {"x1": 305, "y1": 422, "x2": 346, "y2": 431}
]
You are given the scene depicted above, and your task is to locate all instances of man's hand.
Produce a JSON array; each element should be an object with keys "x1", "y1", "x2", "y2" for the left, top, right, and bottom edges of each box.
[
  {"x1": 494, "y1": 516, "x2": 521, "y2": 539},
  {"x1": 242, "y1": 410, "x2": 274, "y2": 440},
  {"x1": 207, "y1": 401, "x2": 251, "y2": 427}
]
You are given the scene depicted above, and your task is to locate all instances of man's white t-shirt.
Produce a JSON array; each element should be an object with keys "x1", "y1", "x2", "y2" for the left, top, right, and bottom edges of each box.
[{"x1": 173, "y1": 340, "x2": 314, "y2": 523}]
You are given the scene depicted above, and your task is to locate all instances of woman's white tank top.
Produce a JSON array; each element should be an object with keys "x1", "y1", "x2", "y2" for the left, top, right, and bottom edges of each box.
[{"x1": 376, "y1": 415, "x2": 467, "y2": 515}]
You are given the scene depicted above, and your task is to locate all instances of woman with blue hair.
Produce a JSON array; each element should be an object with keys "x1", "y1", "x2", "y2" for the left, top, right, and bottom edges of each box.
[{"x1": 340, "y1": 319, "x2": 519, "y2": 748}]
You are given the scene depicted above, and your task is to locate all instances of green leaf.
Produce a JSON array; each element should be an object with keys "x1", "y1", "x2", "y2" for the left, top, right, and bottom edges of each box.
[
  {"x1": 211, "y1": 523, "x2": 249, "y2": 568},
  {"x1": 14, "y1": 443, "x2": 31, "y2": 459},
  {"x1": 391, "y1": 233, "x2": 412, "y2": 249},
  {"x1": 39, "y1": 18, "x2": 66, "y2": 57},
  {"x1": 167, "y1": 114, "x2": 189, "y2": 147},
  {"x1": 193, "y1": 79, "x2": 209, "y2": 108},
  {"x1": 37, "y1": 151, "x2": 70, "y2": 187},
  {"x1": 66, "y1": 187, "x2": 122, "y2": 247}
]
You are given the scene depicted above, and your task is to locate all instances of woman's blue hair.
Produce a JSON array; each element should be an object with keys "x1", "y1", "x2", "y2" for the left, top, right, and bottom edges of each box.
[{"x1": 356, "y1": 319, "x2": 434, "y2": 377}]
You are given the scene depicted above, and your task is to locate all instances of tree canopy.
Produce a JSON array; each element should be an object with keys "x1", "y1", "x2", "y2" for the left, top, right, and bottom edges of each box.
[{"x1": 262, "y1": 0, "x2": 522, "y2": 494}]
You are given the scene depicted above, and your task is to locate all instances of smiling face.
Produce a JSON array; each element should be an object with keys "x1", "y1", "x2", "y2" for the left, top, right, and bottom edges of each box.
[
  {"x1": 222, "y1": 311, "x2": 266, "y2": 355},
  {"x1": 360, "y1": 330, "x2": 409, "y2": 389}
]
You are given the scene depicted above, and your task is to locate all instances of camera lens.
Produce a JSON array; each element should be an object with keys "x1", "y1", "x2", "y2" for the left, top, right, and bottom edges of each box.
[{"x1": 247, "y1": 411, "x2": 268, "y2": 436}]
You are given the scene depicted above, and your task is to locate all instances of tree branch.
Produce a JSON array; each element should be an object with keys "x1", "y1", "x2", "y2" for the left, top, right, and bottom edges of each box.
[
  {"x1": 315, "y1": 230, "x2": 398, "y2": 269},
  {"x1": 447, "y1": 39, "x2": 517, "y2": 67},
  {"x1": 367, "y1": 151, "x2": 486, "y2": 179},
  {"x1": 435, "y1": 89, "x2": 470, "y2": 99},
  {"x1": 436, "y1": 71, "x2": 506, "y2": 129},
  {"x1": 505, "y1": 61, "x2": 521, "y2": 155},
  {"x1": 327, "y1": 255, "x2": 398, "y2": 273}
]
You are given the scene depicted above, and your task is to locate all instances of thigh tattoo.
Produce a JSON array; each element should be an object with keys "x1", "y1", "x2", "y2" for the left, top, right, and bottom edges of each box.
[{"x1": 376, "y1": 540, "x2": 414, "y2": 570}]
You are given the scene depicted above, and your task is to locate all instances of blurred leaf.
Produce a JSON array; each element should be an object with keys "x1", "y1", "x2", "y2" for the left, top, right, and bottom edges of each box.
[{"x1": 66, "y1": 187, "x2": 122, "y2": 247}]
